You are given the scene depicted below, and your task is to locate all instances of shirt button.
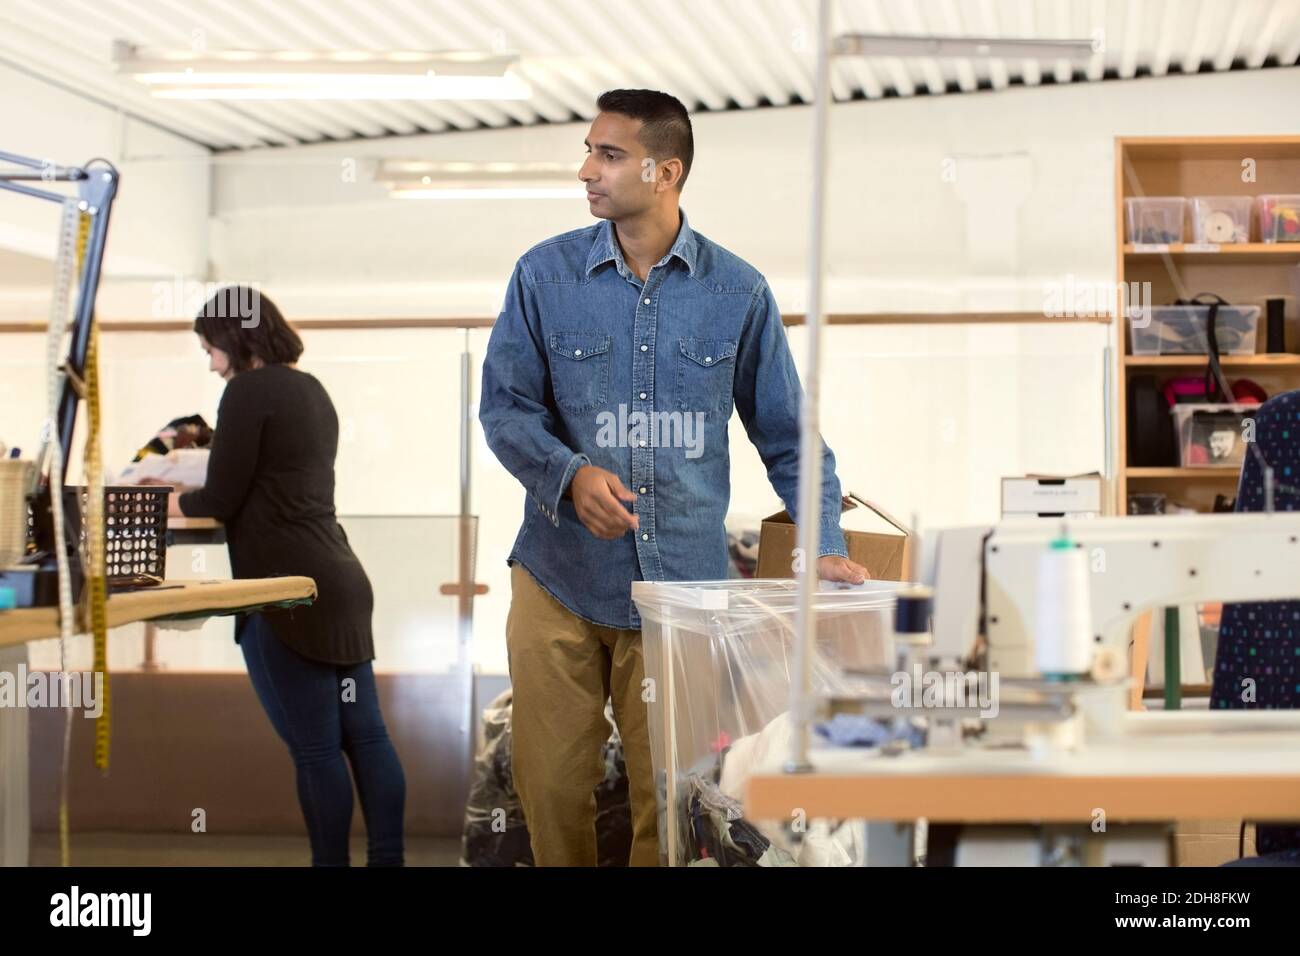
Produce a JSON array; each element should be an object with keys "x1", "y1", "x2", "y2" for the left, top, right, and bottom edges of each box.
[
  {"x1": 641, "y1": 533, "x2": 649, "y2": 541},
  {"x1": 643, "y1": 298, "x2": 651, "y2": 305},
  {"x1": 639, "y1": 391, "x2": 647, "y2": 399},
  {"x1": 639, "y1": 486, "x2": 647, "y2": 494},
  {"x1": 704, "y1": 356, "x2": 712, "y2": 364},
  {"x1": 640, "y1": 344, "x2": 648, "y2": 352},
  {"x1": 574, "y1": 349, "x2": 582, "y2": 357},
  {"x1": 639, "y1": 440, "x2": 647, "y2": 447}
]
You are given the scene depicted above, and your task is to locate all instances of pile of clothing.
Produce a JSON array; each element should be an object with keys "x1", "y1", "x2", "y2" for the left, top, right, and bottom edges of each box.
[
  {"x1": 685, "y1": 773, "x2": 795, "y2": 867},
  {"x1": 131, "y1": 414, "x2": 212, "y2": 461},
  {"x1": 679, "y1": 711, "x2": 921, "y2": 866},
  {"x1": 460, "y1": 690, "x2": 632, "y2": 867}
]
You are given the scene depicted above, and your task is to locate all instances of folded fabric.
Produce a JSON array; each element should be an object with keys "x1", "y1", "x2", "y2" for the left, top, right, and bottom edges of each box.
[
  {"x1": 461, "y1": 690, "x2": 631, "y2": 867},
  {"x1": 814, "y1": 713, "x2": 926, "y2": 749}
]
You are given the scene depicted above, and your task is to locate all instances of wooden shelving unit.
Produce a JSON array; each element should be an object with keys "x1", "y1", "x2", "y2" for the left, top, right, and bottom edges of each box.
[
  {"x1": 1114, "y1": 135, "x2": 1300, "y2": 514},
  {"x1": 1116, "y1": 136, "x2": 1300, "y2": 710}
]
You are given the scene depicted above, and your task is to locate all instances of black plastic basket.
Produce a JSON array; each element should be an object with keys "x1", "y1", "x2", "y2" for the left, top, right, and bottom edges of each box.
[{"x1": 28, "y1": 485, "x2": 169, "y2": 586}]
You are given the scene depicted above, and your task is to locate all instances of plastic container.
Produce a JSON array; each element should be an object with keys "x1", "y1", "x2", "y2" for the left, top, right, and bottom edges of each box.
[
  {"x1": 1125, "y1": 197, "x2": 1186, "y2": 244},
  {"x1": 1258, "y1": 194, "x2": 1300, "y2": 243},
  {"x1": 632, "y1": 578, "x2": 906, "y2": 866},
  {"x1": 0, "y1": 459, "x2": 35, "y2": 569},
  {"x1": 1170, "y1": 403, "x2": 1259, "y2": 468},
  {"x1": 1190, "y1": 196, "x2": 1253, "y2": 244},
  {"x1": 1128, "y1": 304, "x2": 1260, "y2": 356},
  {"x1": 92, "y1": 487, "x2": 169, "y2": 582},
  {"x1": 25, "y1": 485, "x2": 169, "y2": 585}
]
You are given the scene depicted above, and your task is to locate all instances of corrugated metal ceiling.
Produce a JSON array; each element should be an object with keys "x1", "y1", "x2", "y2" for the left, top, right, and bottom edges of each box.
[{"x1": 0, "y1": 0, "x2": 1296, "y2": 150}]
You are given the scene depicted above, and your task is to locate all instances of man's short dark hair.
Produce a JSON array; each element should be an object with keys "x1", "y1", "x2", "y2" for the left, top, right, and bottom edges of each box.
[{"x1": 596, "y1": 89, "x2": 694, "y2": 190}]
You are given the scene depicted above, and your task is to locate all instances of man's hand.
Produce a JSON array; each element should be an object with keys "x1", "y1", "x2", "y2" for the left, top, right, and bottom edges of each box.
[
  {"x1": 569, "y1": 465, "x2": 639, "y2": 540},
  {"x1": 817, "y1": 554, "x2": 869, "y2": 584}
]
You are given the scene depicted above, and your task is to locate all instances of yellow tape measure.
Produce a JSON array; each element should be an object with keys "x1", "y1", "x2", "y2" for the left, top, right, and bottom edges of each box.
[{"x1": 74, "y1": 210, "x2": 111, "y2": 772}]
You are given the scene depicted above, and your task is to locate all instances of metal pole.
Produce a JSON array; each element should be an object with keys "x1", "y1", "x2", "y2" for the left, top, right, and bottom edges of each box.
[
  {"x1": 0, "y1": 179, "x2": 74, "y2": 204},
  {"x1": 460, "y1": 331, "x2": 472, "y2": 520},
  {"x1": 786, "y1": 0, "x2": 833, "y2": 775},
  {"x1": 0, "y1": 149, "x2": 57, "y2": 169},
  {"x1": 458, "y1": 332, "x2": 475, "y2": 739},
  {"x1": 1102, "y1": 342, "x2": 1114, "y2": 513},
  {"x1": 0, "y1": 151, "x2": 89, "y2": 203}
]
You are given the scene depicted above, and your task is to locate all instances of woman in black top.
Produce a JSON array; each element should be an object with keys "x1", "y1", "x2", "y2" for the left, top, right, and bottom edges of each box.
[{"x1": 169, "y1": 287, "x2": 405, "y2": 866}]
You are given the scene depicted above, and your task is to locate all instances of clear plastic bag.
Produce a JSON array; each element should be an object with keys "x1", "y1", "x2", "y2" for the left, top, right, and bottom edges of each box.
[{"x1": 633, "y1": 579, "x2": 905, "y2": 865}]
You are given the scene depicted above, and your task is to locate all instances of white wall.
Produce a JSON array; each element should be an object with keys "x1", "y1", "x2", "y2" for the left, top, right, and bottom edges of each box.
[
  {"x1": 3, "y1": 67, "x2": 1298, "y2": 674},
  {"x1": 206, "y1": 68, "x2": 1299, "y2": 315},
  {"x1": 0, "y1": 62, "x2": 211, "y2": 320}
]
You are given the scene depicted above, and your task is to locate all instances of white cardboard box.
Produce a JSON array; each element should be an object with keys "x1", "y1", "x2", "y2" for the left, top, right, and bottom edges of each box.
[{"x1": 1001, "y1": 474, "x2": 1103, "y2": 518}]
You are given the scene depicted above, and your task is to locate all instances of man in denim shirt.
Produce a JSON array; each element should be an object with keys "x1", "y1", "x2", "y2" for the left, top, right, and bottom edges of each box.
[{"x1": 480, "y1": 89, "x2": 867, "y2": 867}]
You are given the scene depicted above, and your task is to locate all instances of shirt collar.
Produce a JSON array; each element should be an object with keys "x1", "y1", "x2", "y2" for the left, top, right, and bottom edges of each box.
[{"x1": 585, "y1": 209, "x2": 698, "y2": 279}]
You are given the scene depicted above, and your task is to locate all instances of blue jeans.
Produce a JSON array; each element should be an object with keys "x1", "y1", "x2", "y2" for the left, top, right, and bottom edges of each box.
[{"x1": 239, "y1": 613, "x2": 406, "y2": 866}]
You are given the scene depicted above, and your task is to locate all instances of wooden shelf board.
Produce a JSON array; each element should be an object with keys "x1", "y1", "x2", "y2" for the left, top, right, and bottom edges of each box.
[
  {"x1": 1125, "y1": 354, "x2": 1300, "y2": 367},
  {"x1": 1118, "y1": 135, "x2": 1300, "y2": 162},
  {"x1": 1126, "y1": 467, "x2": 1241, "y2": 479},
  {"x1": 1123, "y1": 243, "x2": 1300, "y2": 257},
  {"x1": 1144, "y1": 684, "x2": 1212, "y2": 698}
]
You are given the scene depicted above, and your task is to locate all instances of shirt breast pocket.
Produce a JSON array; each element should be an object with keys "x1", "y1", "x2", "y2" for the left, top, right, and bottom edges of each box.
[
  {"x1": 677, "y1": 337, "x2": 738, "y2": 415},
  {"x1": 549, "y1": 331, "x2": 611, "y2": 412}
]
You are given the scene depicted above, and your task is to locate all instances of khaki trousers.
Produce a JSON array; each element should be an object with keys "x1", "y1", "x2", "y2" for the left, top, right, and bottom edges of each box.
[{"x1": 506, "y1": 563, "x2": 659, "y2": 866}]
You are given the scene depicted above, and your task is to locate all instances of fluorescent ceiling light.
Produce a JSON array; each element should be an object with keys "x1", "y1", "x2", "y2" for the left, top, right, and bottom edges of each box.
[
  {"x1": 376, "y1": 160, "x2": 579, "y2": 182},
  {"x1": 833, "y1": 34, "x2": 1095, "y2": 60},
  {"x1": 112, "y1": 41, "x2": 528, "y2": 100},
  {"x1": 147, "y1": 76, "x2": 529, "y2": 100},
  {"x1": 389, "y1": 187, "x2": 586, "y2": 200},
  {"x1": 376, "y1": 160, "x2": 583, "y2": 199}
]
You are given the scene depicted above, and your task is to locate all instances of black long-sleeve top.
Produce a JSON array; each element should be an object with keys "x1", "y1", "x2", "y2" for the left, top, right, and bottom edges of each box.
[{"x1": 179, "y1": 364, "x2": 374, "y2": 664}]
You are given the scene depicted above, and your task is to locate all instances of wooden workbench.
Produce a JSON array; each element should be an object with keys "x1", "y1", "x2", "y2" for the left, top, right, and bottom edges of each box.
[
  {"x1": 0, "y1": 574, "x2": 315, "y2": 867},
  {"x1": 746, "y1": 713, "x2": 1300, "y2": 823},
  {"x1": 167, "y1": 517, "x2": 221, "y2": 531},
  {"x1": 0, "y1": 577, "x2": 316, "y2": 648}
]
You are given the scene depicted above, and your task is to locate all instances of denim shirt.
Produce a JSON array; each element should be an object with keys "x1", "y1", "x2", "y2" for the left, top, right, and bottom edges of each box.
[{"x1": 479, "y1": 210, "x2": 847, "y2": 630}]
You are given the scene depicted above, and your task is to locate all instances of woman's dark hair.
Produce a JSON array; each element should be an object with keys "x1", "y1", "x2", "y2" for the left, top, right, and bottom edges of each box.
[{"x1": 193, "y1": 286, "x2": 303, "y2": 374}]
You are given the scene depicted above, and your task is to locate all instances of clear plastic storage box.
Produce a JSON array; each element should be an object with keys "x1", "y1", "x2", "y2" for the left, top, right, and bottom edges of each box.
[
  {"x1": 1125, "y1": 197, "x2": 1186, "y2": 244},
  {"x1": 1190, "y1": 196, "x2": 1253, "y2": 244},
  {"x1": 1170, "y1": 403, "x2": 1259, "y2": 468},
  {"x1": 632, "y1": 578, "x2": 904, "y2": 866},
  {"x1": 1258, "y1": 194, "x2": 1300, "y2": 243},
  {"x1": 1128, "y1": 304, "x2": 1260, "y2": 356}
]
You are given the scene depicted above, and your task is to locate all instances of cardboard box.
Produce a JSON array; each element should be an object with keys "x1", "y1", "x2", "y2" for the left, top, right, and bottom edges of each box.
[
  {"x1": 1001, "y1": 473, "x2": 1104, "y2": 517},
  {"x1": 755, "y1": 493, "x2": 911, "y2": 581},
  {"x1": 1174, "y1": 820, "x2": 1254, "y2": 866}
]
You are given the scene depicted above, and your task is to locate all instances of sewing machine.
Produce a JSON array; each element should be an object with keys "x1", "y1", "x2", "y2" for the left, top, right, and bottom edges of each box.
[
  {"x1": 935, "y1": 512, "x2": 1300, "y2": 669},
  {"x1": 745, "y1": 513, "x2": 1300, "y2": 866},
  {"x1": 917, "y1": 513, "x2": 1300, "y2": 741}
]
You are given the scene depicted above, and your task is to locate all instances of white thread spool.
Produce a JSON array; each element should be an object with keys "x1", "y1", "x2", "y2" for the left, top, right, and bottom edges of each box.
[
  {"x1": 1034, "y1": 539, "x2": 1093, "y2": 677},
  {"x1": 1090, "y1": 645, "x2": 1125, "y2": 683}
]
